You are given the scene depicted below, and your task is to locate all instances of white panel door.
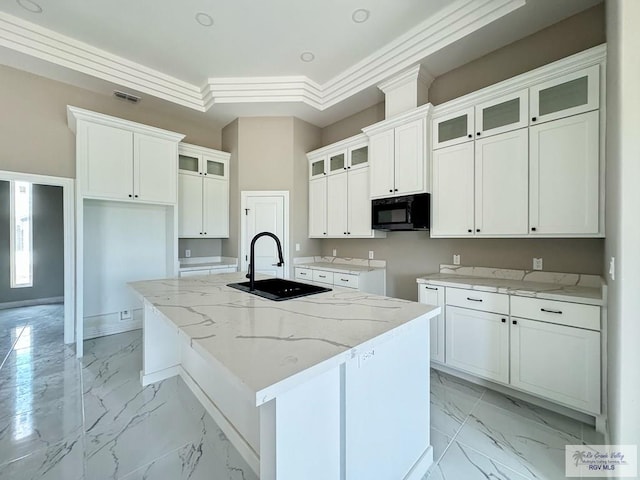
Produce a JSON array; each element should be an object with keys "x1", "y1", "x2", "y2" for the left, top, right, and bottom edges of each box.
[
  {"x1": 445, "y1": 306, "x2": 509, "y2": 383},
  {"x1": 510, "y1": 317, "x2": 600, "y2": 413},
  {"x1": 394, "y1": 118, "x2": 425, "y2": 196},
  {"x1": 308, "y1": 177, "x2": 327, "y2": 238},
  {"x1": 82, "y1": 122, "x2": 133, "y2": 200},
  {"x1": 178, "y1": 174, "x2": 203, "y2": 237},
  {"x1": 418, "y1": 284, "x2": 445, "y2": 363},
  {"x1": 475, "y1": 129, "x2": 529, "y2": 235},
  {"x1": 326, "y1": 172, "x2": 348, "y2": 236},
  {"x1": 368, "y1": 130, "x2": 395, "y2": 199},
  {"x1": 134, "y1": 134, "x2": 177, "y2": 204},
  {"x1": 529, "y1": 111, "x2": 599, "y2": 235},
  {"x1": 244, "y1": 194, "x2": 285, "y2": 278},
  {"x1": 203, "y1": 176, "x2": 229, "y2": 237},
  {"x1": 431, "y1": 142, "x2": 474, "y2": 236},
  {"x1": 347, "y1": 168, "x2": 372, "y2": 237}
]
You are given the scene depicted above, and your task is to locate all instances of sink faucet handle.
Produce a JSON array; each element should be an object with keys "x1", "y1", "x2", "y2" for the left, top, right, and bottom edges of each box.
[{"x1": 272, "y1": 262, "x2": 284, "y2": 267}]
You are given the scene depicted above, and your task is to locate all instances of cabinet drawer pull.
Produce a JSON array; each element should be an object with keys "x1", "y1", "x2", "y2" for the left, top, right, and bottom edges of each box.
[
  {"x1": 466, "y1": 297, "x2": 483, "y2": 302},
  {"x1": 299, "y1": 272, "x2": 308, "y2": 276},
  {"x1": 541, "y1": 308, "x2": 563, "y2": 314},
  {"x1": 319, "y1": 275, "x2": 326, "y2": 278},
  {"x1": 424, "y1": 286, "x2": 439, "y2": 291},
  {"x1": 340, "y1": 278, "x2": 349, "y2": 282}
]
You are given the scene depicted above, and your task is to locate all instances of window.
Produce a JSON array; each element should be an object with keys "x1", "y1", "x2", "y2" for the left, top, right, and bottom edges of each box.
[{"x1": 10, "y1": 181, "x2": 33, "y2": 288}]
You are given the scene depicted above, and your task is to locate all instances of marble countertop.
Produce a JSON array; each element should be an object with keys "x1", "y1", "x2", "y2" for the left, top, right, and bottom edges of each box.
[
  {"x1": 129, "y1": 273, "x2": 437, "y2": 405},
  {"x1": 295, "y1": 262, "x2": 382, "y2": 274},
  {"x1": 417, "y1": 265, "x2": 605, "y2": 306},
  {"x1": 179, "y1": 256, "x2": 237, "y2": 271},
  {"x1": 294, "y1": 256, "x2": 386, "y2": 274}
]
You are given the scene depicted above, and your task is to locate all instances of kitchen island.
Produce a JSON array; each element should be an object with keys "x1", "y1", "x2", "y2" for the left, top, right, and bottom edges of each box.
[{"x1": 129, "y1": 272, "x2": 439, "y2": 480}]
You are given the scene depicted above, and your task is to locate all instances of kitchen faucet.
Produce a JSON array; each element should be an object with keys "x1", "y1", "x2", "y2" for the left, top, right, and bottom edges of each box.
[{"x1": 246, "y1": 231, "x2": 285, "y2": 291}]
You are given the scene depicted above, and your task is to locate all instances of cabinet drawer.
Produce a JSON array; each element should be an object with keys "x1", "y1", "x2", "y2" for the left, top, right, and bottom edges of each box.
[
  {"x1": 446, "y1": 287, "x2": 509, "y2": 314},
  {"x1": 511, "y1": 296, "x2": 600, "y2": 331},
  {"x1": 334, "y1": 273, "x2": 359, "y2": 289},
  {"x1": 294, "y1": 267, "x2": 313, "y2": 281},
  {"x1": 312, "y1": 270, "x2": 334, "y2": 285}
]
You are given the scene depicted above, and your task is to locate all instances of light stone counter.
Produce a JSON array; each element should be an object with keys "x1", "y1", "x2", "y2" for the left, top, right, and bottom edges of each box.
[
  {"x1": 293, "y1": 255, "x2": 386, "y2": 274},
  {"x1": 179, "y1": 256, "x2": 237, "y2": 272},
  {"x1": 417, "y1": 265, "x2": 605, "y2": 305}
]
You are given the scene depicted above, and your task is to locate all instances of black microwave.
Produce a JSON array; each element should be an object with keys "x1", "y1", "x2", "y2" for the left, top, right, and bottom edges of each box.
[{"x1": 371, "y1": 193, "x2": 430, "y2": 231}]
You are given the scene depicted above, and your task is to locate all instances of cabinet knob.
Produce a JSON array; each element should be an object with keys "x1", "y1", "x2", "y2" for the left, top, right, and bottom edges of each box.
[
  {"x1": 134, "y1": 195, "x2": 139, "y2": 198},
  {"x1": 324, "y1": 232, "x2": 326, "y2": 235},
  {"x1": 532, "y1": 117, "x2": 537, "y2": 122},
  {"x1": 199, "y1": 172, "x2": 203, "y2": 175},
  {"x1": 347, "y1": 232, "x2": 351, "y2": 235},
  {"x1": 476, "y1": 228, "x2": 480, "y2": 232},
  {"x1": 324, "y1": 172, "x2": 327, "y2": 175},
  {"x1": 204, "y1": 232, "x2": 207, "y2": 235},
  {"x1": 501, "y1": 318, "x2": 506, "y2": 323},
  {"x1": 389, "y1": 189, "x2": 393, "y2": 193},
  {"x1": 128, "y1": 194, "x2": 132, "y2": 198},
  {"x1": 204, "y1": 173, "x2": 207, "y2": 176},
  {"x1": 467, "y1": 134, "x2": 472, "y2": 138},
  {"x1": 512, "y1": 320, "x2": 518, "y2": 325},
  {"x1": 343, "y1": 232, "x2": 347, "y2": 235},
  {"x1": 531, "y1": 227, "x2": 537, "y2": 232},
  {"x1": 467, "y1": 229, "x2": 472, "y2": 233},
  {"x1": 344, "y1": 167, "x2": 347, "y2": 170},
  {"x1": 347, "y1": 166, "x2": 351, "y2": 169},
  {"x1": 394, "y1": 188, "x2": 398, "y2": 192},
  {"x1": 477, "y1": 132, "x2": 481, "y2": 136}
]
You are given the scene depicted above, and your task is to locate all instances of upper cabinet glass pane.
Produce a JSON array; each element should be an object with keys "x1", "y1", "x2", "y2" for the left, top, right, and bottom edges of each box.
[
  {"x1": 311, "y1": 160, "x2": 325, "y2": 176},
  {"x1": 351, "y1": 146, "x2": 368, "y2": 166},
  {"x1": 438, "y1": 115, "x2": 468, "y2": 143},
  {"x1": 206, "y1": 160, "x2": 224, "y2": 176},
  {"x1": 179, "y1": 154, "x2": 199, "y2": 172},
  {"x1": 539, "y1": 76, "x2": 588, "y2": 116},
  {"x1": 329, "y1": 153, "x2": 345, "y2": 172},
  {"x1": 482, "y1": 98, "x2": 520, "y2": 132}
]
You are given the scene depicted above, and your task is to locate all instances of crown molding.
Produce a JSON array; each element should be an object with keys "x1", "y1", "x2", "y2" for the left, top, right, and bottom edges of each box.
[
  {"x1": 377, "y1": 65, "x2": 435, "y2": 96},
  {"x1": 0, "y1": 0, "x2": 525, "y2": 115},
  {"x1": 362, "y1": 103, "x2": 432, "y2": 137}
]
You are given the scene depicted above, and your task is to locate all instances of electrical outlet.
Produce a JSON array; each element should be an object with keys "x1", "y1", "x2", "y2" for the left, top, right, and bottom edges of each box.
[
  {"x1": 185, "y1": 249, "x2": 191, "y2": 258},
  {"x1": 332, "y1": 248, "x2": 337, "y2": 257},
  {"x1": 609, "y1": 256, "x2": 615, "y2": 280},
  {"x1": 120, "y1": 310, "x2": 131, "y2": 321},
  {"x1": 368, "y1": 250, "x2": 374, "y2": 260},
  {"x1": 295, "y1": 243, "x2": 300, "y2": 252},
  {"x1": 358, "y1": 349, "x2": 375, "y2": 367},
  {"x1": 533, "y1": 258, "x2": 543, "y2": 270},
  {"x1": 453, "y1": 254, "x2": 461, "y2": 265}
]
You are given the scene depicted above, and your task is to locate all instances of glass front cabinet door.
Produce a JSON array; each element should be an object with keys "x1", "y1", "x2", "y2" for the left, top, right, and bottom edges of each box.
[
  {"x1": 432, "y1": 107, "x2": 474, "y2": 149},
  {"x1": 475, "y1": 90, "x2": 528, "y2": 139},
  {"x1": 529, "y1": 65, "x2": 600, "y2": 125},
  {"x1": 309, "y1": 157, "x2": 327, "y2": 179}
]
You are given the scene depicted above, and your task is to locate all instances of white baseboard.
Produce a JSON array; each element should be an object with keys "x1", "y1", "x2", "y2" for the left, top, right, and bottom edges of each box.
[
  {"x1": 83, "y1": 309, "x2": 143, "y2": 339},
  {"x1": 405, "y1": 445, "x2": 434, "y2": 480},
  {"x1": 140, "y1": 366, "x2": 179, "y2": 387},
  {"x1": 0, "y1": 296, "x2": 64, "y2": 310}
]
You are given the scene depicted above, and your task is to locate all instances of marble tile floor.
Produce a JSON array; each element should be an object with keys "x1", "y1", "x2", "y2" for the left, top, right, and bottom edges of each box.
[{"x1": 0, "y1": 305, "x2": 605, "y2": 480}]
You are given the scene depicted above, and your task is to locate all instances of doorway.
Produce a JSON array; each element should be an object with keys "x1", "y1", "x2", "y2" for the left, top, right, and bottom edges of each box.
[
  {"x1": 0, "y1": 170, "x2": 75, "y2": 345},
  {"x1": 240, "y1": 191, "x2": 289, "y2": 278}
]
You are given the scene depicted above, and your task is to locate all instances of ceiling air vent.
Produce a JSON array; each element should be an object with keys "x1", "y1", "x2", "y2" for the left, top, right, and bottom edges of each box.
[{"x1": 113, "y1": 90, "x2": 141, "y2": 103}]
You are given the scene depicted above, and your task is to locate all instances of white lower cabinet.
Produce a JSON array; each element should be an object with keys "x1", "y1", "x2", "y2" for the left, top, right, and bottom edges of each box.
[
  {"x1": 445, "y1": 306, "x2": 509, "y2": 384},
  {"x1": 418, "y1": 284, "x2": 445, "y2": 363},
  {"x1": 510, "y1": 317, "x2": 600, "y2": 413},
  {"x1": 295, "y1": 266, "x2": 385, "y2": 296}
]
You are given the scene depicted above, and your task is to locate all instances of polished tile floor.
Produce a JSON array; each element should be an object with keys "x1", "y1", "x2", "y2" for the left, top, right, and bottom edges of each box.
[{"x1": 0, "y1": 305, "x2": 603, "y2": 479}]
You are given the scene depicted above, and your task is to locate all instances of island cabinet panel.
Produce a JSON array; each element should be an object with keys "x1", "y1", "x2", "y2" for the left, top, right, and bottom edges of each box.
[{"x1": 419, "y1": 284, "x2": 445, "y2": 364}]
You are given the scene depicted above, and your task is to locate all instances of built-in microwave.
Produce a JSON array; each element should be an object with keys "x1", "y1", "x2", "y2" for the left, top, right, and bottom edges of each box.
[{"x1": 371, "y1": 193, "x2": 430, "y2": 231}]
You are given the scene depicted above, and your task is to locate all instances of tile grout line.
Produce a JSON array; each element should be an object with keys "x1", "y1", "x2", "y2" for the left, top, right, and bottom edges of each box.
[{"x1": 0, "y1": 324, "x2": 25, "y2": 372}]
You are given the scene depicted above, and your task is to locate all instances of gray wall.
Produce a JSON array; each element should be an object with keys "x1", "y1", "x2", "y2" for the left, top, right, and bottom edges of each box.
[
  {"x1": 604, "y1": 0, "x2": 640, "y2": 448},
  {"x1": 0, "y1": 181, "x2": 64, "y2": 303},
  {"x1": 0, "y1": 64, "x2": 223, "y2": 179},
  {"x1": 319, "y1": 4, "x2": 606, "y2": 300},
  {"x1": 178, "y1": 238, "x2": 222, "y2": 259}
]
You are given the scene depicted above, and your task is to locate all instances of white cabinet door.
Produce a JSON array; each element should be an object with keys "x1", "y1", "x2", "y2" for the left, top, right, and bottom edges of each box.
[
  {"x1": 510, "y1": 317, "x2": 600, "y2": 414},
  {"x1": 445, "y1": 306, "x2": 509, "y2": 383},
  {"x1": 475, "y1": 129, "x2": 529, "y2": 235},
  {"x1": 327, "y1": 172, "x2": 348, "y2": 236},
  {"x1": 347, "y1": 168, "x2": 372, "y2": 237},
  {"x1": 309, "y1": 157, "x2": 327, "y2": 179},
  {"x1": 530, "y1": 65, "x2": 600, "y2": 125},
  {"x1": 82, "y1": 122, "x2": 133, "y2": 200},
  {"x1": 475, "y1": 90, "x2": 528, "y2": 139},
  {"x1": 309, "y1": 177, "x2": 327, "y2": 238},
  {"x1": 368, "y1": 130, "x2": 395, "y2": 199},
  {"x1": 134, "y1": 134, "x2": 177, "y2": 204},
  {"x1": 418, "y1": 284, "x2": 445, "y2": 364},
  {"x1": 203, "y1": 176, "x2": 229, "y2": 237},
  {"x1": 529, "y1": 111, "x2": 599, "y2": 235},
  {"x1": 394, "y1": 118, "x2": 425, "y2": 196},
  {"x1": 431, "y1": 142, "x2": 474, "y2": 236},
  {"x1": 433, "y1": 107, "x2": 474, "y2": 149},
  {"x1": 178, "y1": 174, "x2": 203, "y2": 237}
]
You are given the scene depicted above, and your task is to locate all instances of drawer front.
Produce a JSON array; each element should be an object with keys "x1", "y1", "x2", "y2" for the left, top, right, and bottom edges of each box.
[
  {"x1": 334, "y1": 273, "x2": 359, "y2": 289},
  {"x1": 312, "y1": 270, "x2": 334, "y2": 285},
  {"x1": 294, "y1": 267, "x2": 313, "y2": 281},
  {"x1": 446, "y1": 287, "x2": 509, "y2": 314},
  {"x1": 511, "y1": 296, "x2": 600, "y2": 331}
]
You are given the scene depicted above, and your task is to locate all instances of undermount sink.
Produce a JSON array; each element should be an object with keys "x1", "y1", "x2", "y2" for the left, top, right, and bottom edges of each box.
[{"x1": 227, "y1": 278, "x2": 331, "y2": 301}]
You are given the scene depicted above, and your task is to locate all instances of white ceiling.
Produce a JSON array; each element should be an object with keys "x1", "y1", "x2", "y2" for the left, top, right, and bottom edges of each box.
[{"x1": 0, "y1": 0, "x2": 602, "y2": 128}]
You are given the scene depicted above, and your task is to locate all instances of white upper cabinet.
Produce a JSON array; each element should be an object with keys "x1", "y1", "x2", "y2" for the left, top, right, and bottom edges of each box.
[
  {"x1": 178, "y1": 143, "x2": 230, "y2": 238},
  {"x1": 529, "y1": 65, "x2": 600, "y2": 125},
  {"x1": 308, "y1": 135, "x2": 383, "y2": 239},
  {"x1": 475, "y1": 90, "x2": 528, "y2": 139},
  {"x1": 364, "y1": 105, "x2": 430, "y2": 199},
  {"x1": 432, "y1": 107, "x2": 474, "y2": 150},
  {"x1": 474, "y1": 129, "x2": 529, "y2": 236},
  {"x1": 529, "y1": 111, "x2": 600, "y2": 236},
  {"x1": 69, "y1": 108, "x2": 184, "y2": 204}
]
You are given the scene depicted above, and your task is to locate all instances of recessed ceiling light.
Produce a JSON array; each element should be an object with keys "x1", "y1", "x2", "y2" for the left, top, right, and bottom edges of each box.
[
  {"x1": 352, "y1": 9, "x2": 370, "y2": 23},
  {"x1": 195, "y1": 12, "x2": 214, "y2": 27},
  {"x1": 16, "y1": 0, "x2": 43, "y2": 13},
  {"x1": 300, "y1": 52, "x2": 315, "y2": 63}
]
